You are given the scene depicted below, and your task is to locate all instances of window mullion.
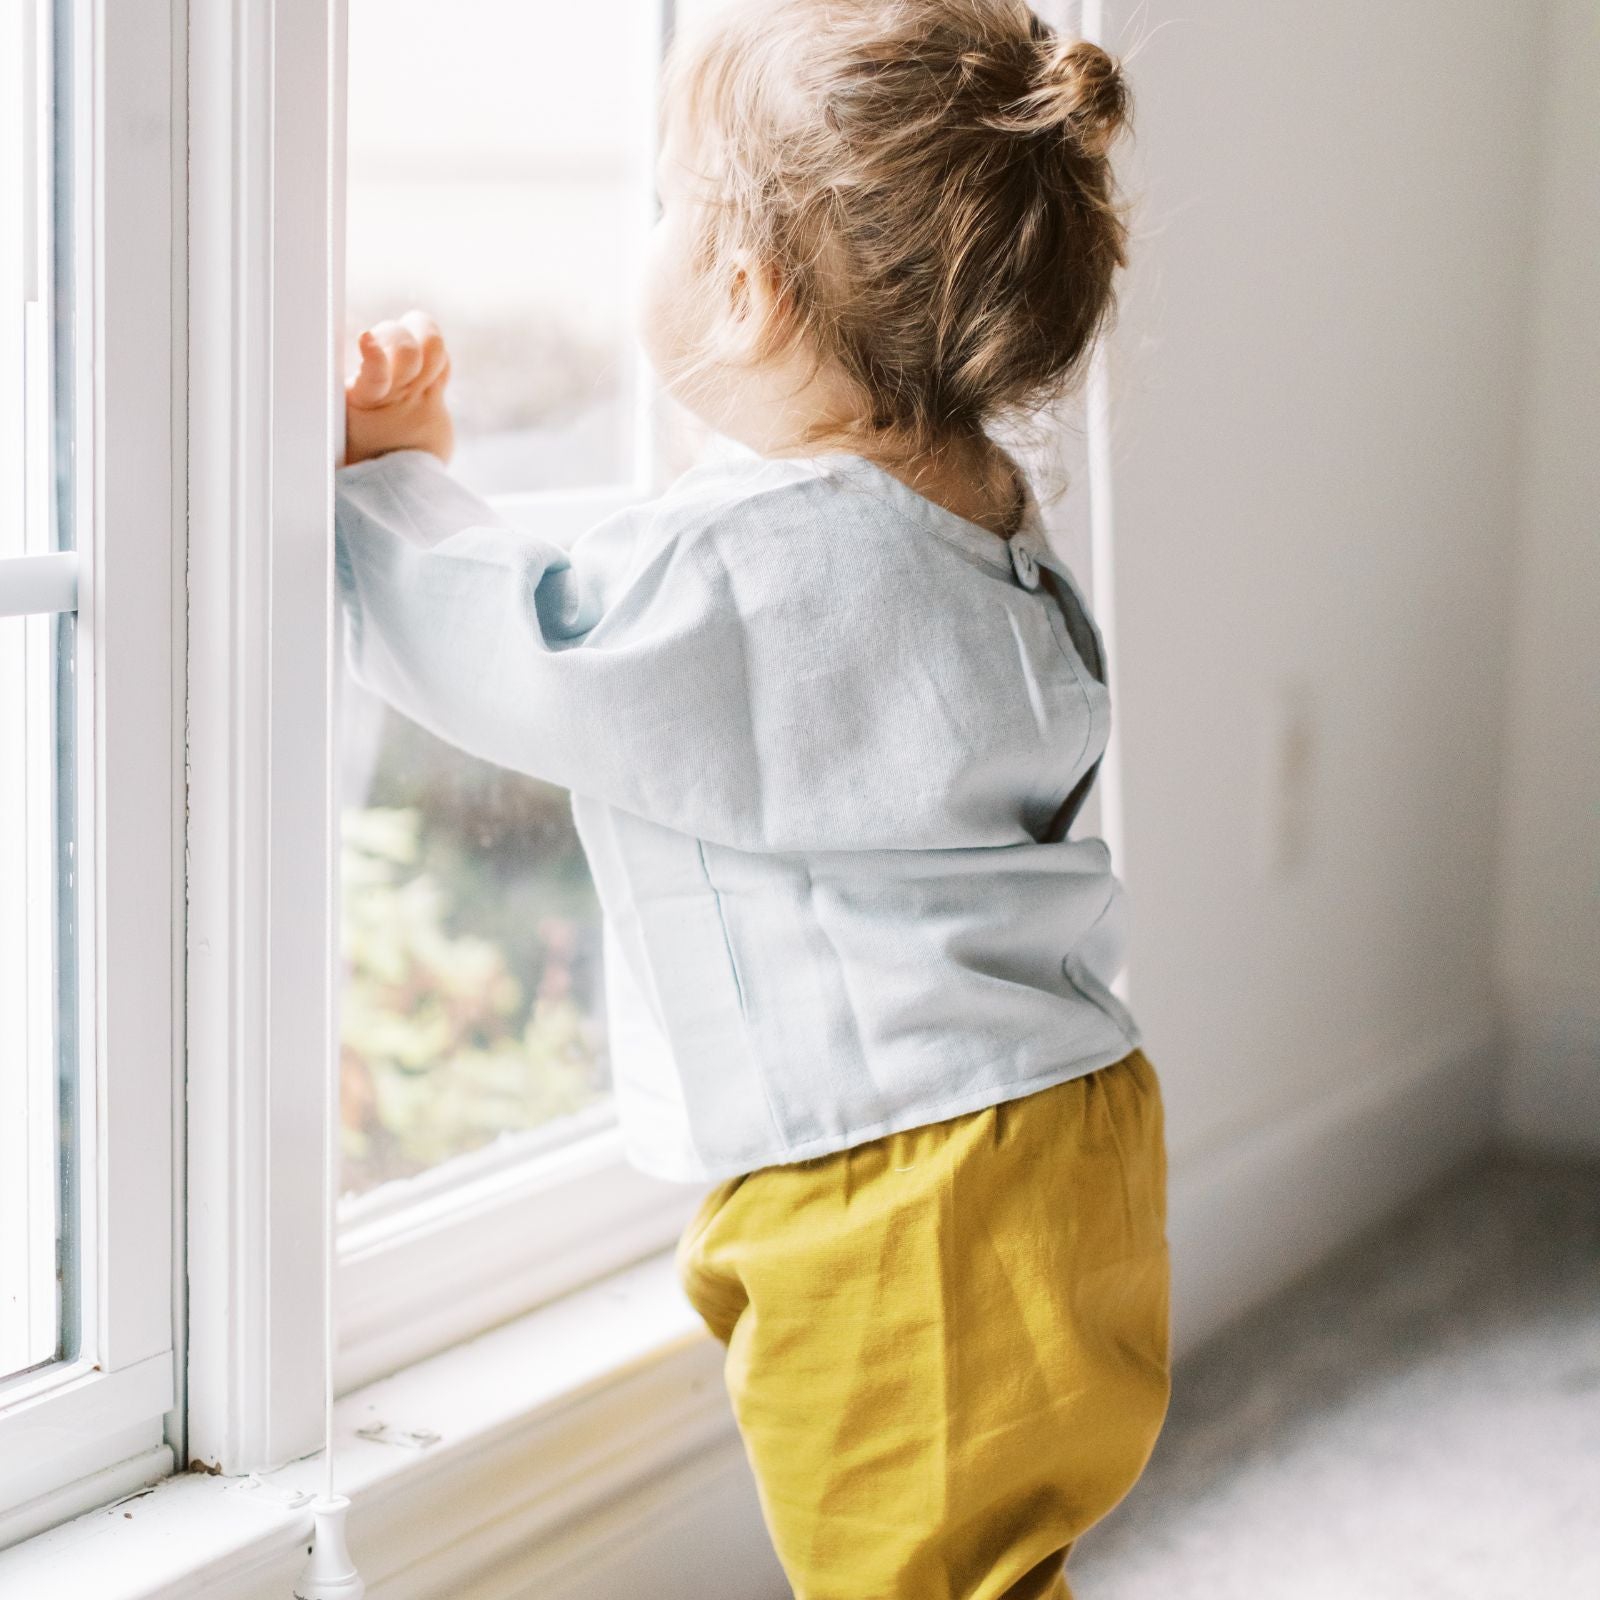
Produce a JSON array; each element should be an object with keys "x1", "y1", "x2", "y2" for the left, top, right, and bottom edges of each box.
[{"x1": 185, "y1": 0, "x2": 338, "y2": 1476}]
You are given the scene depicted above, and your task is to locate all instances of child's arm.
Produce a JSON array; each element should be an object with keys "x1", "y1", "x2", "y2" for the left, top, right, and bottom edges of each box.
[
  {"x1": 334, "y1": 320, "x2": 1062, "y2": 855},
  {"x1": 336, "y1": 311, "x2": 776, "y2": 840},
  {"x1": 334, "y1": 441, "x2": 763, "y2": 841}
]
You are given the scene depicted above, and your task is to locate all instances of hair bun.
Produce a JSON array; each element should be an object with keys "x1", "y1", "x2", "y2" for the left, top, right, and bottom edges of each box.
[{"x1": 1032, "y1": 36, "x2": 1128, "y2": 160}]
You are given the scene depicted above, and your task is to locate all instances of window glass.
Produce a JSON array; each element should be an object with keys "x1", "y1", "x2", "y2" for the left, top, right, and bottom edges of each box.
[
  {"x1": 339, "y1": 1, "x2": 662, "y2": 1202},
  {"x1": 337, "y1": 722, "x2": 611, "y2": 1199},
  {"x1": 344, "y1": 0, "x2": 656, "y2": 498},
  {"x1": 1, "y1": 0, "x2": 78, "y2": 1381}
]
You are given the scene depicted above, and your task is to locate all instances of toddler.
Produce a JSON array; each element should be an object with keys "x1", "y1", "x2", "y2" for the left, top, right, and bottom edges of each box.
[{"x1": 334, "y1": 2, "x2": 1170, "y2": 1595}]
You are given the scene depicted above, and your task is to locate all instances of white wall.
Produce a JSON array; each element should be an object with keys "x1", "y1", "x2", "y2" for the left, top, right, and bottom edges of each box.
[
  {"x1": 1103, "y1": 4, "x2": 1555, "y2": 1348},
  {"x1": 1495, "y1": 0, "x2": 1600, "y2": 1154}
]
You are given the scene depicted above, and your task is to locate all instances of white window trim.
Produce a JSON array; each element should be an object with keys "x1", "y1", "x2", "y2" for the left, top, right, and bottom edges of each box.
[
  {"x1": 0, "y1": 0, "x2": 182, "y2": 1542},
  {"x1": 336, "y1": 1108, "x2": 705, "y2": 1391},
  {"x1": 183, "y1": 0, "x2": 340, "y2": 1476}
]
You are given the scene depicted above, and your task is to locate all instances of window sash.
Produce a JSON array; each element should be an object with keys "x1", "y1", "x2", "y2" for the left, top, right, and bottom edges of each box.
[
  {"x1": 327, "y1": 0, "x2": 712, "y2": 1396},
  {"x1": 1, "y1": 0, "x2": 72, "y2": 1393},
  {"x1": 0, "y1": 0, "x2": 179, "y2": 1538}
]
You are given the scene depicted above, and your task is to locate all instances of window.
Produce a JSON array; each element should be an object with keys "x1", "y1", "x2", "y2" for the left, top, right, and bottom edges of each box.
[
  {"x1": 0, "y1": 0, "x2": 1125, "y2": 1547},
  {"x1": 338, "y1": 2, "x2": 671, "y2": 1208},
  {"x1": 332, "y1": 0, "x2": 711, "y2": 1394},
  {"x1": 0, "y1": 0, "x2": 178, "y2": 1538},
  {"x1": 345, "y1": 2, "x2": 656, "y2": 500},
  {"x1": 325, "y1": 0, "x2": 1106, "y2": 1391},
  {"x1": 0, "y1": 0, "x2": 76, "y2": 1386}
]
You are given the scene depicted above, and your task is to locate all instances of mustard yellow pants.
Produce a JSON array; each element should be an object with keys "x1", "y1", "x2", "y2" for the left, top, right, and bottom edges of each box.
[{"x1": 675, "y1": 1046, "x2": 1172, "y2": 1600}]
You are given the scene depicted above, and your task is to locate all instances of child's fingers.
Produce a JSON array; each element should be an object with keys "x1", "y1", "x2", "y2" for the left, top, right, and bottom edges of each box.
[
  {"x1": 417, "y1": 341, "x2": 450, "y2": 392},
  {"x1": 344, "y1": 310, "x2": 448, "y2": 418},
  {"x1": 377, "y1": 318, "x2": 427, "y2": 390},
  {"x1": 400, "y1": 309, "x2": 451, "y2": 391},
  {"x1": 398, "y1": 308, "x2": 442, "y2": 348},
  {"x1": 346, "y1": 330, "x2": 393, "y2": 406},
  {"x1": 411, "y1": 335, "x2": 449, "y2": 394}
]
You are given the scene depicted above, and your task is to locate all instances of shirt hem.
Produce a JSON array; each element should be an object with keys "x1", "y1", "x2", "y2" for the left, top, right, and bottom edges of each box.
[{"x1": 620, "y1": 1036, "x2": 1145, "y2": 1186}]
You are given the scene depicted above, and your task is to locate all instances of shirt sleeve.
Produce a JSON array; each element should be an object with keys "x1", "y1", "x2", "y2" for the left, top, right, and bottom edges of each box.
[{"x1": 333, "y1": 448, "x2": 764, "y2": 841}]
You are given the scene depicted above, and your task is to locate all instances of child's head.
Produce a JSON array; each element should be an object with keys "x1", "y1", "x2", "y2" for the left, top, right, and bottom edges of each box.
[{"x1": 640, "y1": 0, "x2": 1134, "y2": 462}]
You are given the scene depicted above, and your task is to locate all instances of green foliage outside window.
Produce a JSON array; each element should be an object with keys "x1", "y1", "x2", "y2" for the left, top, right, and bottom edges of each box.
[{"x1": 339, "y1": 717, "x2": 610, "y2": 1199}]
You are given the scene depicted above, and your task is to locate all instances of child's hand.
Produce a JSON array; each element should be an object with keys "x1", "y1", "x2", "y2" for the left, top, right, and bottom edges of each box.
[{"x1": 343, "y1": 310, "x2": 455, "y2": 467}]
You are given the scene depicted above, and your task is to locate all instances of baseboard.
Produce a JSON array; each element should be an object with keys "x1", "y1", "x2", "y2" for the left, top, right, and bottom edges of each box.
[
  {"x1": 1165, "y1": 1018, "x2": 1501, "y2": 1358},
  {"x1": 464, "y1": 1434, "x2": 788, "y2": 1600}
]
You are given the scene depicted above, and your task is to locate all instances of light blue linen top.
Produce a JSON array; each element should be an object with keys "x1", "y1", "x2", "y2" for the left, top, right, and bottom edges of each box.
[{"x1": 333, "y1": 443, "x2": 1143, "y2": 1184}]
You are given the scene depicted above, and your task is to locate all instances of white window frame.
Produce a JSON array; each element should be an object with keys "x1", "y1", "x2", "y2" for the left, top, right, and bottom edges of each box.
[
  {"x1": 186, "y1": 0, "x2": 707, "y2": 1459},
  {"x1": 0, "y1": 0, "x2": 182, "y2": 1543}
]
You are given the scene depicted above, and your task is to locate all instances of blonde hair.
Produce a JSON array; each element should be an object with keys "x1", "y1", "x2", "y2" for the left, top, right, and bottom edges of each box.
[{"x1": 661, "y1": 0, "x2": 1135, "y2": 459}]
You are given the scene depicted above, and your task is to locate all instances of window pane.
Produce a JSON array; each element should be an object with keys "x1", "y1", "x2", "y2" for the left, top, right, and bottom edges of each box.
[
  {"x1": 1, "y1": 0, "x2": 77, "y2": 1383},
  {"x1": 0, "y1": 616, "x2": 71, "y2": 1380},
  {"x1": 344, "y1": 0, "x2": 657, "y2": 497},
  {"x1": 338, "y1": 2, "x2": 662, "y2": 1203},
  {"x1": 338, "y1": 697, "x2": 612, "y2": 1200}
]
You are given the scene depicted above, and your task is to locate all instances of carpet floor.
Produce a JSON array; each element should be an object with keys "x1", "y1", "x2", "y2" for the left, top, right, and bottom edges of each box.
[{"x1": 1068, "y1": 1149, "x2": 1600, "y2": 1599}]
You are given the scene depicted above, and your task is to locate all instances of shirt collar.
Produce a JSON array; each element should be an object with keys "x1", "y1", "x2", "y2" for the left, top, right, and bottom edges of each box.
[{"x1": 804, "y1": 448, "x2": 1052, "y2": 583}]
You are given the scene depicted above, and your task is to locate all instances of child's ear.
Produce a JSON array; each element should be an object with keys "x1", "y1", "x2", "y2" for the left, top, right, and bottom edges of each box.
[{"x1": 720, "y1": 246, "x2": 790, "y2": 362}]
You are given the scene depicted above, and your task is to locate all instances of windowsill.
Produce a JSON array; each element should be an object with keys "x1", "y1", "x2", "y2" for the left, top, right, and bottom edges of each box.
[{"x1": 0, "y1": 1247, "x2": 732, "y2": 1599}]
